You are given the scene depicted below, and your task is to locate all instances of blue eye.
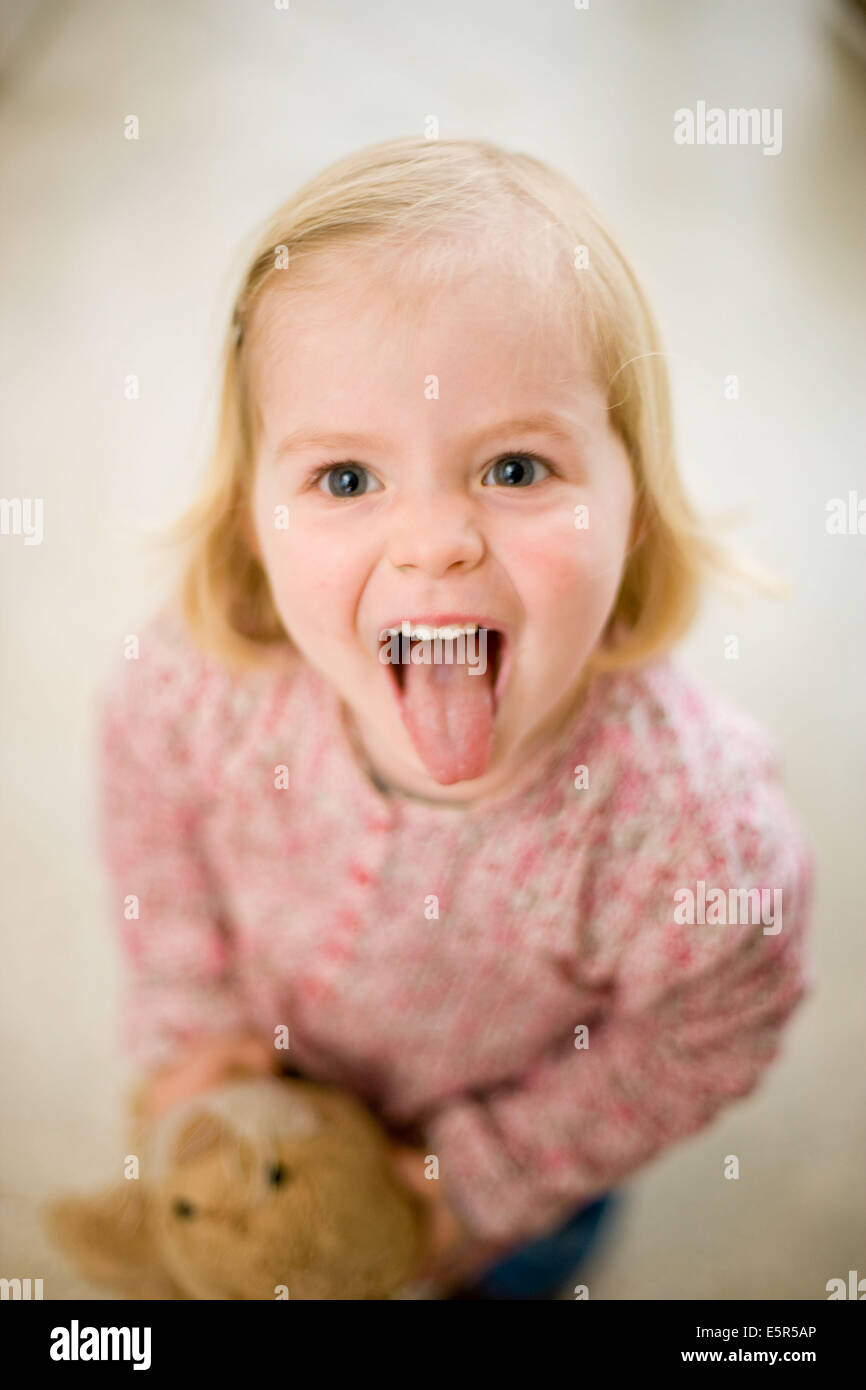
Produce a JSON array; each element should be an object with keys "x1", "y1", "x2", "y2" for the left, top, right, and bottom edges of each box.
[
  {"x1": 316, "y1": 464, "x2": 381, "y2": 498},
  {"x1": 482, "y1": 454, "x2": 551, "y2": 488}
]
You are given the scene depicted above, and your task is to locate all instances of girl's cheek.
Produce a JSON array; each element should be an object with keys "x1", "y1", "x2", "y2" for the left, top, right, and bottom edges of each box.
[
  {"x1": 262, "y1": 531, "x2": 369, "y2": 631},
  {"x1": 507, "y1": 523, "x2": 619, "y2": 605}
]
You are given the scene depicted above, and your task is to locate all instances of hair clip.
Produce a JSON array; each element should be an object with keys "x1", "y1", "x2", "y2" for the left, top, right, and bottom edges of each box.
[{"x1": 231, "y1": 309, "x2": 244, "y2": 347}]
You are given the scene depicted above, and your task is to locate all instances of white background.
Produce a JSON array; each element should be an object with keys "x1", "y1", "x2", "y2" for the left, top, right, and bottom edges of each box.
[{"x1": 1, "y1": 0, "x2": 863, "y2": 1298}]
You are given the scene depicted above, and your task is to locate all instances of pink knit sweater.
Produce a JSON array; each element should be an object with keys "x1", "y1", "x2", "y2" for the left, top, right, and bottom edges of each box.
[{"x1": 97, "y1": 604, "x2": 815, "y2": 1246}]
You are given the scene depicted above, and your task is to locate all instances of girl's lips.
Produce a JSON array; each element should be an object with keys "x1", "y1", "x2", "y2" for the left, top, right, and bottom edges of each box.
[{"x1": 374, "y1": 612, "x2": 509, "y2": 642}]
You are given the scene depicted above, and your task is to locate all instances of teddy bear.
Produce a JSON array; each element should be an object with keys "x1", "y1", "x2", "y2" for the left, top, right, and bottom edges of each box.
[{"x1": 44, "y1": 1072, "x2": 432, "y2": 1300}]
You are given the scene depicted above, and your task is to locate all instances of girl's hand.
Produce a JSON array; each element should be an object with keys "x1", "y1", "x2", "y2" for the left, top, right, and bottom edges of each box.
[
  {"x1": 139, "y1": 1032, "x2": 279, "y2": 1120},
  {"x1": 387, "y1": 1142, "x2": 515, "y2": 1293}
]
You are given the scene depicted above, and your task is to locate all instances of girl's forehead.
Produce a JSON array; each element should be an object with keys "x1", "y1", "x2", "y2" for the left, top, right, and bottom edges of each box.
[
  {"x1": 249, "y1": 309, "x2": 596, "y2": 456},
  {"x1": 247, "y1": 248, "x2": 592, "y2": 390}
]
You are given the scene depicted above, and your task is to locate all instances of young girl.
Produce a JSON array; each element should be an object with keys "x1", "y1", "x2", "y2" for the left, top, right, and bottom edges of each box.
[{"x1": 98, "y1": 135, "x2": 815, "y2": 1299}]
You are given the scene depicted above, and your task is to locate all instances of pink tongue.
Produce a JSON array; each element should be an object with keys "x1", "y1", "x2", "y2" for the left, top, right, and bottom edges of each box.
[{"x1": 399, "y1": 656, "x2": 494, "y2": 784}]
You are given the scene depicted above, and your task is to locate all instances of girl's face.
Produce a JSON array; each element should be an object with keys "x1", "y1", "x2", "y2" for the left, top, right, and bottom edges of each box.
[{"x1": 247, "y1": 251, "x2": 635, "y2": 803}]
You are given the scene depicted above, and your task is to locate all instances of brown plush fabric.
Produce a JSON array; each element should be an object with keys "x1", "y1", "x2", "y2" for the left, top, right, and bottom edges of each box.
[{"x1": 43, "y1": 1075, "x2": 428, "y2": 1300}]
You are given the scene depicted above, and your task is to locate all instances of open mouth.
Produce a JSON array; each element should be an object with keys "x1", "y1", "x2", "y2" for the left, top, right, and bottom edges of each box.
[
  {"x1": 379, "y1": 625, "x2": 506, "y2": 704},
  {"x1": 375, "y1": 620, "x2": 509, "y2": 785}
]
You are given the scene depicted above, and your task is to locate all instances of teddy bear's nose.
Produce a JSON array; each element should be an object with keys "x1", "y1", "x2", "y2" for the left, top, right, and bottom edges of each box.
[{"x1": 219, "y1": 1208, "x2": 249, "y2": 1234}]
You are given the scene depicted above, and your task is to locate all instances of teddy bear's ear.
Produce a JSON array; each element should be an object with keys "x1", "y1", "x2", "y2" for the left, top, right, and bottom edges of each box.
[
  {"x1": 171, "y1": 1111, "x2": 236, "y2": 1166},
  {"x1": 43, "y1": 1185, "x2": 182, "y2": 1300}
]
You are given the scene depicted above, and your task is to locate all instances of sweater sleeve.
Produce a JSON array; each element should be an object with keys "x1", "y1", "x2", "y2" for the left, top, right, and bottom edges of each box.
[
  {"x1": 424, "y1": 760, "x2": 816, "y2": 1248},
  {"x1": 97, "y1": 610, "x2": 252, "y2": 1072}
]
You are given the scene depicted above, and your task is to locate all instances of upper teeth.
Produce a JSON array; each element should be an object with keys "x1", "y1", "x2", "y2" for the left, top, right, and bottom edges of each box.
[{"x1": 380, "y1": 623, "x2": 483, "y2": 641}]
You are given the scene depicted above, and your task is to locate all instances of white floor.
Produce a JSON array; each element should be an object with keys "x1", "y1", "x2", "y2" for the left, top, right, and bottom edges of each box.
[{"x1": 1, "y1": 0, "x2": 864, "y2": 1300}]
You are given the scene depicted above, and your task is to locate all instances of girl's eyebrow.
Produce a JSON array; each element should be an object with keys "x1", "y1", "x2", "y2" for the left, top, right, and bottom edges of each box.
[
  {"x1": 274, "y1": 428, "x2": 389, "y2": 458},
  {"x1": 273, "y1": 411, "x2": 579, "y2": 459}
]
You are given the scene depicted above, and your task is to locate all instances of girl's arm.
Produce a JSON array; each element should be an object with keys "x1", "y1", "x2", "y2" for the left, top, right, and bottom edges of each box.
[
  {"x1": 97, "y1": 610, "x2": 262, "y2": 1081},
  {"x1": 421, "y1": 775, "x2": 816, "y2": 1250},
  {"x1": 135, "y1": 1033, "x2": 278, "y2": 1119}
]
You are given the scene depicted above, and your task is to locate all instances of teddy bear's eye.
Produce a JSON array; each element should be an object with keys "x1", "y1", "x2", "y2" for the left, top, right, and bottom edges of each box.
[
  {"x1": 266, "y1": 1162, "x2": 290, "y2": 1187},
  {"x1": 173, "y1": 1197, "x2": 196, "y2": 1218}
]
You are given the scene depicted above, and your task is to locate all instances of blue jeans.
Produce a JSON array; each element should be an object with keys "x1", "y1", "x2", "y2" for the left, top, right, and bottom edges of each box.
[{"x1": 449, "y1": 1192, "x2": 621, "y2": 1300}]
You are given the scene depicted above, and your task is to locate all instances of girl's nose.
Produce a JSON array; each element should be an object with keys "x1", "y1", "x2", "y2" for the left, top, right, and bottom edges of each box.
[{"x1": 386, "y1": 493, "x2": 484, "y2": 578}]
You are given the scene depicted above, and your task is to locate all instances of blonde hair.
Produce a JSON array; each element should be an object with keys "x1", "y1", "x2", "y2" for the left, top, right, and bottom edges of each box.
[{"x1": 158, "y1": 135, "x2": 778, "y2": 676}]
